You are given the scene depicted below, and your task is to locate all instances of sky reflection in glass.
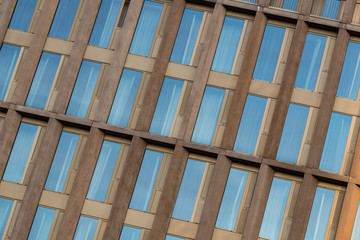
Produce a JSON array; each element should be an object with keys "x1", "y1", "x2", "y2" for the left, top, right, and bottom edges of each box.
[
  {"x1": 9, "y1": 0, "x2": 37, "y2": 31},
  {"x1": 119, "y1": 226, "x2": 141, "y2": 240},
  {"x1": 0, "y1": 44, "x2": 20, "y2": 101},
  {"x1": 49, "y1": 0, "x2": 79, "y2": 39},
  {"x1": 0, "y1": 198, "x2": 13, "y2": 238},
  {"x1": 28, "y1": 207, "x2": 55, "y2": 240},
  {"x1": 74, "y1": 216, "x2": 98, "y2": 240}
]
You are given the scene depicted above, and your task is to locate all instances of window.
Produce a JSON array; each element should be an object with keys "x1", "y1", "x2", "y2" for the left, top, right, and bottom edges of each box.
[
  {"x1": 74, "y1": 216, "x2": 98, "y2": 240},
  {"x1": 294, "y1": 33, "x2": 326, "y2": 91},
  {"x1": 351, "y1": 200, "x2": 360, "y2": 240},
  {"x1": 166, "y1": 235, "x2": 184, "y2": 240},
  {"x1": 149, "y1": 78, "x2": 183, "y2": 136},
  {"x1": 25, "y1": 52, "x2": 61, "y2": 110},
  {"x1": 319, "y1": 113, "x2": 351, "y2": 173},
  {"x1": 170, "y1": 8, "x2": 203, "y2": 65},
  {"x1": 3, "y1": 123, "x2": 38, "y2": 183},
  {"x1": 108, "y1": 69, "x2": 142, "y2": 127},
  {"x1": 9, "y1": 0, "x2": 38, "y2": 31},
  {"x1": 0, "y1": 197, "x2": 13, "y2": 238},
  {"x1": 191, "y1": 86, "x2": 225, "y2": 145},
  {"x1": 129, "y1": 0, "x2": 163, "y2": 56},
  {"x1": 211, "y1": 16, "x2": 244, "y2": 74},
  {"x1": 269, "y1": 0, "x2": 299, "y2": 11},
  {"x1": 66, "y1": 60, "x2": 102, "y2": 118},
  {"x1": 119, "y1": 225, "x2": 141, "y2": 240},
  {"x1": 253, "y1": 25, "x2": 285, "y2": 82},
  {"x1": 89, "y1": 0, "x2": 123, "y2": 48},
  {"x1": 0, "y1": 44, "x2": 21, "y2": 101},
  {"x1": 311, "y1": 0, "x2": 342, "y2": 20},
  {"x1": 233, "y1": 95, "x2": 267, "y2": 155},
  {"x1": 28, "y1": 207, "x2": 55, "y2": 240}
]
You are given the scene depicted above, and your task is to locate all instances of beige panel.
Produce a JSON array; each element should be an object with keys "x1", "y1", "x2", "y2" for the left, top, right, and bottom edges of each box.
[
  {"x1": 166, "y1": 62, "x2": 197, "y2": 81},
  {"x1": 212, "y1": 229, "x2": 241, "y2": 240},
  {"x1": 84, "y1": 46, "x2": 114, "y2": 64},
  {"x1": 3, "y1": 30, "x2": 33, "y2": 47},
  {"x1": 208, "y1": 71, "x2": 238, "y2": 89},
  {"x1": 249, "y1": 79, "x2": 280, "y2": 99},
  {"x1": 168, "y1": 219, "x2": 198, "y2": 239},
  {"x1": 0, "y1": 181, "x2": 26, "y2": 200},
  {"x1": 81, "y1": 199, "x2": 112, "y2": 219},
  {"x1": 124, "y1": 209, "x2": 155, "y2": 229},
  {"x1": 39, "y1": 190, "x2": 68, "y2": 209},
  {"x1": 291, "y1": 88, "x2": 322, "y2": 108},
  {"x1": 43, "y1": 37, "x2": 74, "y2": 55},
  {"x1": 125, "y1": 54, "x2": 156, "y2": 73},
  {"x1": 333, "y1": 97, "x2": 360, "y2": 116}
]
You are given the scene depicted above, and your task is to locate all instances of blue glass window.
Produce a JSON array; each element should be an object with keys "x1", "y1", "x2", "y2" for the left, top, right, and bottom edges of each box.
[
  {"x1": 129, "y1": 0, "x2": 163, "y2": 56},
  {"x1": 149, "y1": 78, "x2": 183, "y2": 136},
  {"x1": 25, "y1": 52, "x2": 61, "y2": 110},
  {"x1": 170, "y1": 9, "x2": 203, "y2": 65},
  {"x1": 319, "y1": 113, "x2": 351, "y2": 173},
  {"x1": 216, "y1": 168, "x2": 248, "y2": 230},
  {"x1": 28, "y1": 207, "x2": 55, "y2": 240},
  {"x1": 166, "y1": 236, "x2": 184, "y2": 240},
  {"x1": 277, "y1": 104, "x2": 309, "y2": 164},
  {"x1": 66, "y1": 60, "x2": 101, "y2": 118},
  {"x1": 253, "y1": 25, "x2": 285, "y2": 82},
  {"x1": 87, "y1": 140, "x2": 122, "y2": 202},
  {"x1": 191, "y1": 86, "x2": 225, "y2": 145},
  {"x1": 305, "y1": 187, "x2": 335, "y2": 240},
  {"x1": 45, "y1": 132, "x2": 79, "y2": 192},
  {"x1": 49, "y1": 0, "x2": 80, "y2": 39},
  {"x1": 9, "y1": 0, "x2": 38, "y2": 31},
  {"x1": 234, "y1": 95, "x2": 267, "y2": 154},
  {"x1": 108, "y1": 69, "x2": 142, "y2": 127},
  {"x1": 294, "y1": 33, "x2": 326, "y2": 91},
  {"x1": 0, "y1": 44, "x2": 21, "y2": 101},
  {"x1": 282, "y1": 0, "x2": 298, "y2": 11},
  {"x1": 337, "y1": 42, "x2": 360, "y2": 100},
  {"x1": 259, "y1": 178, "x2": 292, "y2": 240},
  {"x1": 211, "y1": 17, "x2": 244, "y2": 73},
  {"x1": 119, "y1": 226, "x2": 141, "y2": 240},
  {"x1": 351, "y1": 200, "x2": 360, "y2": 240},
  {"x1": 172, "y1": 159, "x2": 206, "y2": 221},
  {"x1": 321, "y1": 0, "x2": 340, "y2": 19},
  {"x1": 0, "y1": 198, "x2": 13, "y2": 238},
  {"x1": 3, "y1": 123, "x2": 38, "y2": 183},
  {"x1": 129, "y1": 150, "x2": 163, "y2": 211},
  {"x1": 74, "y1": 216, "x2": 98, "y2": 240},
  {"x1": 89, "y1": 0, "x2": 123, "y2": 48}
]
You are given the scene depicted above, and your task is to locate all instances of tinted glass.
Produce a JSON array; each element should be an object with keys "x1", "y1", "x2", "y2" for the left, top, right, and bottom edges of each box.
[
  {"x1": 119, "y1": 226, "x2": 141, "y2": 240},
  {"x1": 74, "y1": 216, "x2": 98, "y2": 240},
  {"x1": 9, "y1": 0, "x2": 37, "y2": 31},
  {"x1": 0, "y1": 198, "x2": 13, "y2": 238},
  {"x1": 28, "y1": 207, "x2": 55, "y2": 240}
]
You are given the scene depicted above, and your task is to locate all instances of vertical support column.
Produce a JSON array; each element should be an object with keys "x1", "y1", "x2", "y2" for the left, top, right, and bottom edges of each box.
[
  {"x1": 56, "y1": 127, "x2": 104, "y2": 240},
  {"x1": 0, "y1": 0, "x2": 17, "y2": 43},
  {"x1": 10, "y1": 118, "x2": 62, "y2": 240},
  {"x1": 299, "y1": 0, "x2": 314, "y2": 15},
  {"x1": 341, "y1": 0, "x2": 357, "y2": 24}
]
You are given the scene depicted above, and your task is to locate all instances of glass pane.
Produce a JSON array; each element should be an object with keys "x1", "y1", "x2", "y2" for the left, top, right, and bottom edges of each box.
[
  {"x1": 337, "y1": 42, "x2": 360, "y2": 100},
  {"x1": 282, "y1": 0, "x2": 298, "y2": 11},
  {"x1": 49, "y1": 0, "x2": 80, "y2": 39},
  {"x1": 277, "y1": 104, "x2": 309, "y2": 164},
  {"x1": 89, "y1": 0, "x2": 123, "y2": 48},
  {"x1": 234, "y1": 95, "x2": 267, "y2": 154},
  {"x1": 294, "y1": 33, "x2": 326, "y2": 91},
  {"x1": 191, "y1": 86, "x2": 225, "y2": 145},
  {"x1": 172, "y1": 159, "x2": 206, "y2": 221},
  {"x1": 66, "y1": 60, "x2": 101, "y2": 118},
  {"x1": 165, "y1": 236, "x2": 184, "y2": 240},
  {"x1": 28, "y1": 207, "x2": 55, "y2": 240},
  {"x1": 9, "y1": 0, "x2": 37, "y2": 31},
  {"x1": 119, "y1": 226, "x2": 141, "y2": 240},
  {"x1": 129, "y1": 150, "x2": 163, "y2": 211},
  {"x1": 0, "y1": 44, "x2": 21, "y2": 101},
  {"x1": 108, "y1": 69, "x2": 142, "y2": 127},
  {"x1": 305, "y1": 187, "x2": 335, "y2": 240},
  {"x1": 319, "y1": 113, "x2": 351, "y2": 173},
  {"x1": 211, "y1": 17, "x2": 244, "y2": 73},
  {"x1": 322, "y1": 0, "x2": 340, "y2": 19},
  {"x1": 0, "y1": 198, "x2": 13, "y2": 238},
  {"x1": 351, "y1": 200, "x2": 360, "y2": 240},
  {"x1": 253, "y1": 25, "x2": 285, "y2": 82},
  {"x1": 74, "y1": 216, "x2": 98, "y2": 240},
  {"x1": 259, "y1": 178, "x2": 292, "y2": 240},
  {"x1": 87, "y1": 141, "x2": 122, "y2": 202},
  {"x1": 149, "y1": 78, "x2": 183, "y2": 136},
  {"x1": 216, "y1": 168, "x2": 248, "y2": 230},
  {"x1": 3, "y1": 123, "x2": 38, "y2": 183},
  {"x1": 129, "y1": 0, "x2": 163, "y2": 56},
  {"x1": 45, "y1": 132, "x2": 79, "y2": 192},
  {"x1": 25, "y1": 52, "x2": 61, "y2": 109},
  {"x1": 170, "y1": 8, "x2": 203, "y2": 65}
]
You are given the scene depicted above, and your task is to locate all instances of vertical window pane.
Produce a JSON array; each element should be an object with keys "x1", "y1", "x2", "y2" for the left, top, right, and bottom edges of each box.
[
  {"x1": 119, "y1": 226, "x2": 141, "y2": 240},
  {"x1": 74, "y1": 216, "x2": 98, "y2": 240},
  {"x1": 89, "y1": 0, "x2": 123, "y2": 48},
  {"x1": 191, "y1": 86, "x2": 225, "y2": 145},
  {"x1": 319, "y1": 113, "x2": 351, "y2": 173},
  {"x1": 322, "y1": 0, "x2": 340, "y2": 19},
  {"x1": 108, "y1": 69, "x2": 142, "y2": 127},
  {"x1": 277, "y1": 104, "x2": 309, "y2": 164},
  {"x1": 259, "y1": 178, "x2": 292, "y2": 240},
  {"x1": 129, "y1": 150, "x2": 163, "y2": 211},
  {"x1": 25, "y1": 52, "x2": 61, "y2": 109},
  {"x1": 166, "y1": 236, "x2": 184, "y2": 240},
  {"x1": 28, "y1": 207, "x2": 55, "y2": 240},
  {"x1": 172, "y1": 159, "x2": 206, "y2": 221},
  {"x1": 170, "y1": 8, "x2": 203, "y2": 65},
  {"x1": 216, "y1": 168, "x2": 248, "y2": 230},
  {"x1": 3, "y1": 123, "x2": 38, "y2": 183},
  {"x1": 66, "y1": 60, "x2": 101, "y2": 118},
  {"x1": 9, "y1": 0, "x2": 37, "y2": 31},
  {"x1": 87, "y1": 141, "x2": 122, "y2": 202},
  {"x1": 211, "y1": 17, "x2": 244, "y2": 73},
  {"x1": 282, "y1": 0, "x2": 298, "y2": 11},
  {"x1": 351, "y1": 201, "x2": 360, "y2": 240},
  {"x1": 253, "y1": 25, "x2": 285, "y2": 82},
  {"x1": 294, "y1": 33, "x2": 326, "y2": 91},
  {"x1": 0, "y1": 44, "x2": 21, "y2": 101},
  {"x1": 45, "y1": 132, "x2": 79, "y2": 192},
  {"x1": 149, "y1": 78, "x2": 183, "y2": 136},
  {"x1": 337, "y1": 42, "x2": 360, "y2": 100},
  {"x1": 305, "y1": 187, "x2": 335, "y2": 240},
  {"x1": 234, "y1": 95, "x2": 267, "y2": 154},
  {"x1": 49, "y1": 0, "x2": 80, "y2": 39},
  {"x1": 129, "y1": 0, "x2": 163, "y2": 56},
  {"x1": 0, "y1": 198, "x2": 13, "y2": 238}
]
